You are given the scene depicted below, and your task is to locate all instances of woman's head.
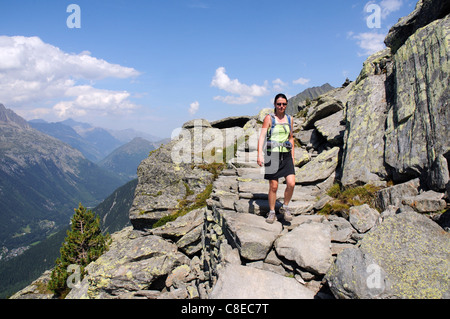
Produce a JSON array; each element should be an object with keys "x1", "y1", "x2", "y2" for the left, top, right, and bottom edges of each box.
[{"x1": 274, "y1": 93, "x2": 288, "y2": 114}]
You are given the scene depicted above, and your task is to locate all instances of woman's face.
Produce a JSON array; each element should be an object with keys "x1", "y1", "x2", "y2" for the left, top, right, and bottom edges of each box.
[{"x1": 275, "y1": 97, "x2": 288, "y2": 114}]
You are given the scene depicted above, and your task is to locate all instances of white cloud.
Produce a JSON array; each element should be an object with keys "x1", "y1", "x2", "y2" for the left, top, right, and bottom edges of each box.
[
  {"x1": 213, "y1": 95, "x2": 257, "y2": 105},
  {"x1": 272, "y1": 78, "x2": 288, "y2": 91},
  {"x1": 364, "y1": 0, "x2": 403, "y2": 19},
  {"x1": 293, "y1": 77, "x2": 311, "y2": 85},
  {"x1": 0, "y1": 36, "x2": 140, "y2": 119},
  {"x1": 352, "y1": 32, "x2": 386, "y2": 56},
  {"x1": 53, "y1": 86, "x2": 137, "y2": 118},
  {"x1": 189, "y1": 101, "x2": 200, "y2": 115},
  {"x1": 211, "y1": 67, "x2": 268, "y2": 105},
  {"x1": 380, "y1": 0, "x2": 403, "y2": 18}
]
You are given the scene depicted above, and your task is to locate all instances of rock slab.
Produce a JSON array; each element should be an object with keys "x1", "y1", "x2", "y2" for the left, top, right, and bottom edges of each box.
[
  {"x1": 209, "y1": 264, "x2": 316, "y2": 299},
  {"x1": 275, "y1": 222, "x2": 332, "y2": 275},
  {"x1": 222, "y1": 212, "x2": 282, "y2": 261},
  {"x1": 326, "y1": 211, "x2": 450, "y2": 299}
]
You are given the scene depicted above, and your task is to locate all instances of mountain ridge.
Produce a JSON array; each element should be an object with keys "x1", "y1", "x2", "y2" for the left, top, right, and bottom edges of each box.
[
  {"x1": 286, "y1": 83, "x2": 335, "y2": 115},
  {"x1": 29, "y1": 118, "x2": 165, "y2": 163},
  {"x1": 0, "y1": 105, "x2": 124, "y2": 252}
]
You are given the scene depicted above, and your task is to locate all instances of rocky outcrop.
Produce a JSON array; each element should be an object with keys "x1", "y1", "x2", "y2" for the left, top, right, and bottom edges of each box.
[
  {"x1": 296, "y1": 147, "x2": 339, "y2": 185},
  {"x1": 275, "y1": 222, "x2": 332, "y2": 275},
  {"x1": 128, "y1": 138, "x2": 214, "y2": 230},
  {"x1": 341, "y1": 49, "x2": 391, "y2": 186},
  {"x1": 326, "y1": 211, "x2": 449, "y2": 299},
  {"x1": 209, "y1": 264, "x2": 316, "y2": 299},
  {"x1": 385, "y1": 14, "x2": 450, "y2": 185},
  {"x1": 384, "y1": 0, "x2": 450, "y2": 53}
]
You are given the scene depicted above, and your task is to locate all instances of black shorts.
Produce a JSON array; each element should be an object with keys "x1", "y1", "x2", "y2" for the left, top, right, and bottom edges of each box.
[{"x1": 264, "y1": 151, "x2": 295, "y2": 180}]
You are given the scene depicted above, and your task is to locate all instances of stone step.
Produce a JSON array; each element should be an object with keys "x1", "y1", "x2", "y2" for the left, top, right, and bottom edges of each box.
[
  {"x1": 232, "y1": 151, "x2": 260, "y2": 168},
  {"x1": 236, "y1": 167, "x2": 265, "y2": 180},
  {"x1": 238, "y1": 181, "x2": 320, "y2": 202},
  {"x1": 209, "y1": 264, "x2": 315, "y2": 299},
  {"x1": 234, "y1": 198, "x2": 316, "y2": 216},
  {"x1": 221, "y1": 211, "x2": 282, "y2": 261}
]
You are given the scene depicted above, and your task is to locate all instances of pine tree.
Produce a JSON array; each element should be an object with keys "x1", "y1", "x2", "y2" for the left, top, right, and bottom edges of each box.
[{"x1": 48, "y1": 203, "x2": 110, "y2": 296}]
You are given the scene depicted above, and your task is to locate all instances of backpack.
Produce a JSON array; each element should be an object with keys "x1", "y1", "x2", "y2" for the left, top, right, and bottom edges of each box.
[
  {"x1": 267, "y1": 113, "x2": 292, "y2": 141},
  {"x1": 266, "y1": 114, "x2": 293, "y2": 151}
]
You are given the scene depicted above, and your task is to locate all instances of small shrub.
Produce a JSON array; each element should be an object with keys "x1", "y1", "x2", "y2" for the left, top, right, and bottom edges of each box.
[
  {"x1": 48, "y1": 203, "x2": 109, "y2": 297},
  {"x1": 319, "y1": 183, "x2": 382, "y2": 215}
]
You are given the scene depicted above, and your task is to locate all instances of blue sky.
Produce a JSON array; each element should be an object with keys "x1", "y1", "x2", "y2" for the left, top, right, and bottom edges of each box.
[{"x1": 0, "y1": 0, "x2": 416, "y2": 138}]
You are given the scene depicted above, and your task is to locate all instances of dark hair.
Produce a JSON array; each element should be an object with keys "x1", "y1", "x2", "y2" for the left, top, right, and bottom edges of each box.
[{"x1": 274, "y1": 93, "x2": 288, "y2": 113}]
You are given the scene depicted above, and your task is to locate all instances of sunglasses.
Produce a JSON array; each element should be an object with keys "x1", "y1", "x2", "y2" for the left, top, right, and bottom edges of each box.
[{"x1": 276, "y1": 103, "x2": 287, "y2": 106}]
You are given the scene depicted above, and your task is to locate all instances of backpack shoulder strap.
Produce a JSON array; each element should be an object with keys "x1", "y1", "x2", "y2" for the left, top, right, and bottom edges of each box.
[
  {"x1": 267, "y1": 113, "x2": 276, "y2": 139},
  {"x1": 287, "y1": 115, "x2": 293, "y2": 138}
]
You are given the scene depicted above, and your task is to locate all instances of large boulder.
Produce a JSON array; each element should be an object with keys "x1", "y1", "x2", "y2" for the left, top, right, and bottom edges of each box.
[
  {"x1": 129, "y1": 131, "x2": 214, "y2": 230},
  {"x1": 222, "y1": 212, "x2": 282, "y2": 261},
  {"x1": 375, "y1": 178, "x2": 420, "y2": 211},
  {"x1": 66, "y1": 227, "x2": 191, "y2": 299},
  {"x1": 349, "y1": 204, "x2": 380, "y2": 234},
  {"x1": 295, "y1": 147, "x2": 340, "y2": 185},
  {"x1": 384, "y1": 14, "x2": 450, "y2": 183},
  {"x1": 340, "y1": 49, "x2": 391, "y2": 186},
  {"x1": 326, "y1": 211, "x2": 450, "y2": 299},
  {"x1": 314, "y1": 110, "x2": 346, "y2": 146},
  {"x1": 275, "y1": 222, "x2": 332, "y2": 275},
  {"x1": 303, "y1": 96, "x2": 344, "y2": 130},
  {"x1": 209, "y1": 264, "x2": 316, "y2": 299},
  {"x1": 384, "y1": 0, "x2": 450, "y2": 53}
]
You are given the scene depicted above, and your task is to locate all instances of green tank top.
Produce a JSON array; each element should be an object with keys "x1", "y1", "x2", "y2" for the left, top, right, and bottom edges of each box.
[{"x1": 267, "y1": 116, "x2": 291, "y2": 153}]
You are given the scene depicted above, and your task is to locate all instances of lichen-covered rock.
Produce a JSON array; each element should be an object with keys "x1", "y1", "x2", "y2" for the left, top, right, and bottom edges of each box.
[
  {"x1": 129, "y1": 136, "x2": 214, "y2": 230},
  {"x1": 294, "y1": 147, "x2": 311, "y2": 167},
  {"x1": 222, "y1": 212, "x2": 282, "y2": 261},
  {"x1": 326, "y1": 211, "x2": 450, "y2": 299},
  {"x1": 66, "y1": 227, "x2": 191, "y2": 299},
  {"x1": 10, "y1": 270, "x2": 56, "y2": 299},
  {"x1": 295, "y1": 147, "x2": 339, "y2": 185},
  {"x1": 375, "y1": 178, "x2": 420, "y2": 211},
  {"x1": 209, "y1": 264, "x2": 316, "y2": 299},
  {"x1": 303, "y1": 96, "x2": 344, "y2": 130},
  {"x1": 275, "y1": 222, "x2": 332, "y2": 275},
  {"x1": 340, "y1": 49, "x2": 391, "y2": 186},
  {"x1": 349, "y1": 204, "x2": 380, "y2": 234},
  {"x1": 385, "y1": 15, "x2": 450, "y2": 182},
  {"x1": 401, "y1": 190, "x2": 447, "y2": 213},
  {"x1": 384, "y1": 0, "x2": 450, "y2": 53}
]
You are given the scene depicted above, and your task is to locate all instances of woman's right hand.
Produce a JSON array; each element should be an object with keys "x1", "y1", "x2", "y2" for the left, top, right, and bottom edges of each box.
[{"x1": 257, "y1": 153, "x2": 264, "y2": 167}]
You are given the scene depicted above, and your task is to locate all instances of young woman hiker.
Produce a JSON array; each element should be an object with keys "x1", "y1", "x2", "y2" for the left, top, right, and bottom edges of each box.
[{"x1": 257, "y1": 93, "x2": 296, "y2": 224}]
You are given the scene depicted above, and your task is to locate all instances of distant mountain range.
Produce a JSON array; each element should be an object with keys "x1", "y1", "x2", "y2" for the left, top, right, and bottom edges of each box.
[
  {"x1": 0, "y1": 104, "x2": 127, "y2": 251},
  {"x1": 29, "y1": 118, "x2": 163, "y2": 163},
  {"x1": 98, "y1": 137, "x2": 159, "y2": 181}
]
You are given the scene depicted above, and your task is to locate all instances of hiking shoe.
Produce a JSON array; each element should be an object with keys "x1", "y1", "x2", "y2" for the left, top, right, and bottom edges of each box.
[
  {"x1": 266, "y1": 211, "x2": 277, "y2": 224},
  {"x1": 280, "y1": 206, "x2": 293, "y2": 222}
]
